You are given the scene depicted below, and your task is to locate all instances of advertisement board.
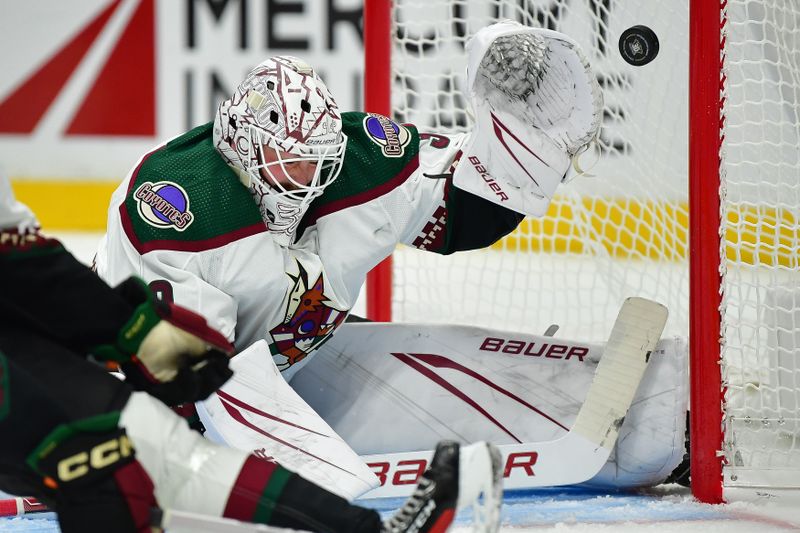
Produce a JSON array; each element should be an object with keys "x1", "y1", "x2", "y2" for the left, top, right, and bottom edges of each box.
[{"x1": 0, "y1": 0, "x2": 363, "y2": 227}]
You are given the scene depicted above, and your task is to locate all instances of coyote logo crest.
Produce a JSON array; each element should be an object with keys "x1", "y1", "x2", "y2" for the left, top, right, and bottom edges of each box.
[{"x1": 269, "y1": 262, "x2": 347, "y2": 371}]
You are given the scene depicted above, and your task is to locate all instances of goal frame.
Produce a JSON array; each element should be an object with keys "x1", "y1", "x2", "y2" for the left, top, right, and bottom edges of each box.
[
  {"x1": 363, "y1": 0, "x2": 394, "y2": 323},
  {"x1": 363, "y1": 0, "x2": 726, "y2": 503},
  {"x1": 688, "y1": 0, "x2": 724, "y2": 505}
]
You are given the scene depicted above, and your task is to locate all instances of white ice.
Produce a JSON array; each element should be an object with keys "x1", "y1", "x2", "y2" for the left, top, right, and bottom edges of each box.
[{"x1": 4, "y1": 485, "x2": 800, "y2": 531}]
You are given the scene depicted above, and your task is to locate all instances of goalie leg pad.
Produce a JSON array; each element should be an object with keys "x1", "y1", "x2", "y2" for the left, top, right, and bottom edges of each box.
[{"x1": 198, "y1": 340, "x2": 380, "y2": 500}]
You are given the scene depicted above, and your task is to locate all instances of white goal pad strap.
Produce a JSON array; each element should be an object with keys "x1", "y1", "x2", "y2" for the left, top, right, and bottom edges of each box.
[
  {"x1": 197, "y1": 340, "x2": 379, "y2": 500},
  {"x1": 454, "y1": 21, "x2": 603, "y2": 217}
]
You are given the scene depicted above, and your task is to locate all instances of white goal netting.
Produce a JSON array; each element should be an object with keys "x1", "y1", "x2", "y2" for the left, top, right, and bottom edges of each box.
[
  {"x1": 382, "y1": 0, "x2": 800, "y2": 490},
  {"x1": 721, "y1": 1, "x2": 800, "y2": 488}
]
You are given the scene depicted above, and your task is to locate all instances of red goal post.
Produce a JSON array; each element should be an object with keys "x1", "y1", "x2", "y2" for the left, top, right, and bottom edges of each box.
[
  {"x1": 688, "y1": 0, "x2": 724, "y2": 504},
  {"x1": 364, "y1": 0, "x2": 800, "y2": 504},
  {"x1": 363, "y1": 0, "x2": 393, "y2": 322}
]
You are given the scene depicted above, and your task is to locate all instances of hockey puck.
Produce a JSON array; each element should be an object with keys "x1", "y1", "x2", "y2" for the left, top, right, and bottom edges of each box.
[{"x1": 619, "y1": 25, "x2": 660, "y2": 66}]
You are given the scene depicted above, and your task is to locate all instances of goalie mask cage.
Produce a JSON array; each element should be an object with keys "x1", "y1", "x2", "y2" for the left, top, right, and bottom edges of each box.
[{"x1": 364, "y1": 0, "x2": 800, "y2": 503}]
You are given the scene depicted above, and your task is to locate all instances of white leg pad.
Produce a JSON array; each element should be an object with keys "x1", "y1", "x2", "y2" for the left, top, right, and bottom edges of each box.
[{"x1": 197, "y1": 340, "x2": 379, "y2": 500}]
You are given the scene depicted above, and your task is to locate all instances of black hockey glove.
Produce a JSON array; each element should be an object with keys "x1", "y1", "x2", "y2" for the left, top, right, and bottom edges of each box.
[
  {"x1": 121, "y1": 349, "x2": 233, "y2": 406},
  {"x1": 92, "y1": 277, "x2": 235, "y2": 405}
]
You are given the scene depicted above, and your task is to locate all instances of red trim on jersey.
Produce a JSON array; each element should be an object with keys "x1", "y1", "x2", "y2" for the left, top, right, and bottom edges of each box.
[
  {"x1": 119, "y1": 148, "x2": 268, "y2": 255},
  {"x1": 223, "y1": 455, "x2": 278, "y2": 522},
  {"x1": 301, "y1": 154, "x2": 420, "y2": 228},
  {"x1": 112, "y1": 460, "x2": 158, "y2": 532},
  {"x1": 125, "y1": 220, "x2": 267, "y2": 254}
]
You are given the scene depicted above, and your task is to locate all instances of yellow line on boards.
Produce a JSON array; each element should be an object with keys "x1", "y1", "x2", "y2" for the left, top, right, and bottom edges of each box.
[
  {"x1": 10, "y1": 180, "x2": 119, "y2": 231},
  {"x1": 10, "y1": 181, "x2": 799, "y2": 267},
  {"x1": 495, "y1": 197, "x2": 800, "y2": 268}
]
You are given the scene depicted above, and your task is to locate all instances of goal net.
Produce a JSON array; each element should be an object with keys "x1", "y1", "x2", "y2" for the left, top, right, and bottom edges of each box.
[{"x1": 364, "y1": 0, "x2": 800, "y2": 502}]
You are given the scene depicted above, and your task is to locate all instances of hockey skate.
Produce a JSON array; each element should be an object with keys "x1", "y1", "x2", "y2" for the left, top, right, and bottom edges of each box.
[{"x1": 382, "y1": 441, "x2": 503, "y2": 533}]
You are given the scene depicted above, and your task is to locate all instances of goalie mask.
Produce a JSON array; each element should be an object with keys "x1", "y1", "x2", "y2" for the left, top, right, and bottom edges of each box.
[
  {"x1": 454, "y1": 21, "x2": 603, "y2": 217},
  {"x1": 213, "y1": 56, "x2": 347, "y2": 245}
]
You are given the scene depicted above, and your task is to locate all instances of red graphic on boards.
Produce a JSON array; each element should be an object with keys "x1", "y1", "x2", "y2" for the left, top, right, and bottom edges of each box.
[{"x1": 0, "y1": 0, "x2": 155, "y2": 136}]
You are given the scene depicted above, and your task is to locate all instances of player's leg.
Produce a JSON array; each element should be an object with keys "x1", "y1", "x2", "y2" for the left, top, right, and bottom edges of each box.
[
  {"x1": 0, "y1": 350, "x2": 71, "y2": 501},
  {"x1": 0, "y1": 331, "x2": 499, "y2": 532},
  {"x1": 0, "y1": 328, "x2": 162, "y2": 533},
  {"x1": 0, "y1": 327, "x2": 378, "y2": 532},
  {"x1": 0, "y1": 332, "x2": 154, "y2": 533},
  {"x1": 121, "y1": 389, "x2": 380, "y2": 532},
  {"x1": 125, "y1": 390, "x2": 503, "y2": 532}
]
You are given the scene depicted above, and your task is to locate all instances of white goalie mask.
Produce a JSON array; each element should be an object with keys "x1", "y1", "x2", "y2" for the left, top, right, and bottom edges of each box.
[
  {"x1": 213, "y1": 56, "x2": 347, "y2": 245},
  {"x1": 454, "y1": 21, "x2": 603, "y2": 217}
]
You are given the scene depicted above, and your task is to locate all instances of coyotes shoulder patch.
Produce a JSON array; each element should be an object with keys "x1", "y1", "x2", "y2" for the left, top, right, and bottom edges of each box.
[
  {"x1": 134, "y1": 181, "x2": 194, "y2": 231},
  {"x1": 362, "y1": 114, "x2": 411, "y2": 158}
]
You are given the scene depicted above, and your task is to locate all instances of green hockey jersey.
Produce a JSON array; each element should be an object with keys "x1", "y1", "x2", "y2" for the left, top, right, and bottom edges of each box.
[{"x1": 96, "y1": 112, "x2": 520, "y2": 379}]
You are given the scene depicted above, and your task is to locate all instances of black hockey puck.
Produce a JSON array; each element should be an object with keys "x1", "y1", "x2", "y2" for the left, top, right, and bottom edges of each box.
[{"x1": 619, "y1": 25, "x2": 660, "y2": 66}]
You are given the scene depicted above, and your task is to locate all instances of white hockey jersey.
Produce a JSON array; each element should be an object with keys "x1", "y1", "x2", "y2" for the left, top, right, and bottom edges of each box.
[
  {"x1": 96, "y1": 112, "x2": 522, "y2": 380},
  {"x1": 0, "y1": 172, "x2": 37, "y2": 232}
]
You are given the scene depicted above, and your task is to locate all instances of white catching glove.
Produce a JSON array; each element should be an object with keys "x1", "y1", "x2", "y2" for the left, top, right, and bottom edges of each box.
[{"x1": 454, "y1": 20, "x2": 603, "y2": 217}]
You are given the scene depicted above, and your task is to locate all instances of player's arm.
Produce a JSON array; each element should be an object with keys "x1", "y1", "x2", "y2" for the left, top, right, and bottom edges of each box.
[
  {"x1": 1, "y1": 238, "x2": 234, "y2": 403},
  {"x1": 0, "y1": 231, "x2": 136, "y2": 349},
  {"x1": 418, "y1": 131, "x2": 526, "y2": 253},
  {"x1": 1, "y1": 171, "x2": 138, "y2": 341}
]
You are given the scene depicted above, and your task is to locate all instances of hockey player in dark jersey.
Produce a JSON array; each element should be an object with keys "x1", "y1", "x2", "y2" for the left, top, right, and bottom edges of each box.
[{"x1": 0, "y1": 174, "x2": 502, "y2": 532}]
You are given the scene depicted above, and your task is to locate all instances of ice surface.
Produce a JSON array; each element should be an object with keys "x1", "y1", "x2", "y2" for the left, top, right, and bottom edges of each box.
[{"x1": 4, "y1": 486, "x2": 800, "y2": 531}]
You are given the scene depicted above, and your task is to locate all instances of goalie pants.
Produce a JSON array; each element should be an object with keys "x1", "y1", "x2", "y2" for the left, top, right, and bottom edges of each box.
[{"x1": 0, "y1": 328, "x2": 381, "y2": 532}]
